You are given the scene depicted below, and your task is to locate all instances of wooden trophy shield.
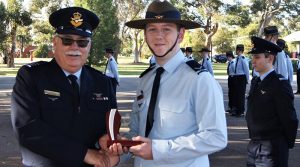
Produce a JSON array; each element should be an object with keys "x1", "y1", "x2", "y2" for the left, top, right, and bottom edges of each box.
[{"x1": 106, "y1": 109, "x2": 142, "y2": 147}]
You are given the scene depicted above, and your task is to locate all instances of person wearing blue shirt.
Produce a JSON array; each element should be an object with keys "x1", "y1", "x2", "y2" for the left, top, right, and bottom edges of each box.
[
  {"x1": 99, "y1": 1, "x2": 227, "y2": 166},
  {"x1": 231, "y1": 44, "x2": 250, "y2": 117},
  {"x1": 264, "y1": 26, "x2": 289, "y2": 80},
  {"x1": 277, "y1": 39, "x2": 293, "y2": 84},
  {"x1": 104, "y1": 48, "x2": 119, "y2": 95},
  {"x1": 226, "y1": 51, "x2": 235, "y2": 113},
  {"x1": 199, "y1": 47, "x2": 214, "y2": 76},
  {"x1": 295, "y1": 53, "x2": 300, "y2": 94},
  {"x1": 246, "y1": 36, "x2": 298, "y2": 167}
]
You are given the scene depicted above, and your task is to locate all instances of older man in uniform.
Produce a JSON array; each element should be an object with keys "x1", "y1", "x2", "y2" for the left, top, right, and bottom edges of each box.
[
  {"x1": 100, "y1": 1, "x2": 227, "y2": 166},
  {"x1": 231, "y1": 44, "x2": 249, "y2": 117},
  {"x1": 11, "y1": 7, "x2": 119, "y2": 167},
  {"x1": 246, "y1": 36, "x2": 298, "y2": 167}
]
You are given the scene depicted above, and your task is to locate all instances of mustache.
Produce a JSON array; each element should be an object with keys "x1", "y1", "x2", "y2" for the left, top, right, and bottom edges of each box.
[{"x1": 65, "y1": 51, "x2": 82, "y2": 56}]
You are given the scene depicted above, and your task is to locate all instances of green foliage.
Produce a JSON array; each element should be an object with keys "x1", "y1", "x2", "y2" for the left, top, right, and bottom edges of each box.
[
  {"x1": 0, "y1": 2, "x2": 7, "y2": 52},
  {"x1": 75, "y1": 0, "x2": 119, "y2": 66},
  {"x1": 224, "y1": 4, "x2": 251, "y2": 28},
  {"x1": 213, "y1": 28, "x2": 235, "y2": 53},
  {"x1": 33, "y1": 44, "x2": 49, "y2": 58}
]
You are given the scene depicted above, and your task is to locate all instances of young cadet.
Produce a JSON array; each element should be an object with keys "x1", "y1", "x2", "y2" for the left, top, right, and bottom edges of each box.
[
  {"x1": 277, "y1": 39, "x2": 293, "y2": 84},
  {"x1": 100, "y1": 1, "x2": 227, "y2": 166},
  {"x1": 264, "y1": 26, "x2": 289, "y2": 80},
  {"x1": 246, "y1": 36, "x2": 298, "y2": 167},
  {"x1": 104, "y1": 48, "x2": 119, "y2": 95},
  {"x1": 185, "y1": 47, "x2": 194, "y2": 60},
  {"x1": 231, "y1": 44, "x2": 249, "y2": 117},
  {"x1": 199, "y1": 47, "x2": 214, "y2": 76},
  {"x1": 11, "y1": 7, "x2": 119, "y2": 167},
  {"x1": 226, "y1": 51, "x2": 235, "y2": 113}
]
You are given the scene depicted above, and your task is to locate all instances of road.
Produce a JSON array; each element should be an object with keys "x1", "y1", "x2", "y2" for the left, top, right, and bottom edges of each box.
[{"x1": 0, "y1": 76, "x2": 299, "y2": 167}]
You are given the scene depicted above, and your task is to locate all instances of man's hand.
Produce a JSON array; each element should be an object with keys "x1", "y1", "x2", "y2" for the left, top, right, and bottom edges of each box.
[
  {"x1": 84, "y1": 149, "x2": 110, "y2": 166},
  {"x1": 129, "y1": 136, "x2": 153, "y2": 160},
  {"x1": 99, "y1": 134, "x2": 110, "y2": 151}
]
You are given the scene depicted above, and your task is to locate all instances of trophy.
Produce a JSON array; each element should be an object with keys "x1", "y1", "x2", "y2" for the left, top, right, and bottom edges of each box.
[{"x1": 106, "y1": 109, "x2": 143, "y2": 147}]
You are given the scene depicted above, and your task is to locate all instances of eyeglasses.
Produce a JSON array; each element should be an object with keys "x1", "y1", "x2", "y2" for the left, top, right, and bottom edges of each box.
[{"x1": 57, "y1": 36, "x2": 90, "y2": 48}]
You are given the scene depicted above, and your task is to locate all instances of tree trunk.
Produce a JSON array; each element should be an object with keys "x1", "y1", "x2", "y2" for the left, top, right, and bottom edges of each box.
[
  {"x1": 8, "y1": 24, "x2": 17, "y2": 68},
  {"x1": 133, "y1": 31, "x2": 141, "y2": 63}
]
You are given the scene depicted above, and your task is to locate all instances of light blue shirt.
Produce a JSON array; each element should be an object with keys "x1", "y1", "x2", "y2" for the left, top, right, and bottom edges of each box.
[
  {"x1": 259, "y1": 69, "x2": 274, "y2": 81},
  {"x1": 234, "y1": 55, "x2": 250, "y2": 82},
  {"x1": 285, "y1": 54, "x2": 293, "y2": 83},
  {"x1": 201, "y1": 56, "x2": 214, "y2": 76},
  {"x1": 274, "y1": 51, "x2": 288, "y2": 80},
  {"x1": 227, "y1": 59, "x2": 235, "y2": 76},
  {"x1": 105, "y1": 56, "x2": 119, "y2": 82},
  {"x1": 125, "y1": 51, "x2": 227, "y2": 167}
]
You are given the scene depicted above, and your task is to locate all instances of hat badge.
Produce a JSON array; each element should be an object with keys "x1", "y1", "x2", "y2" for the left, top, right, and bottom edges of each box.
[
  {"x1": 70, "y1": 12, "x2": 83, "y2": 27},
  {"x1": 155, "y1": 15, "x2": 164, "y2": 19}
]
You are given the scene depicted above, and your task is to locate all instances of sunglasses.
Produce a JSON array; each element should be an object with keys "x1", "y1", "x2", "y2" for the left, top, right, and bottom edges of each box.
[{"x1": 57, "y1": 36, "x2": 90, "y2": 48}]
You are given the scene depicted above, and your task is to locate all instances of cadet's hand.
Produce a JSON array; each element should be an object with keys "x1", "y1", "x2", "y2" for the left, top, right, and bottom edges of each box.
[
  {"x1": 108, "y1": 142, "x2": 129, "y2": 156},
  {"x1": 129, "y1": 136, "x2": 153, "y2": 160}
]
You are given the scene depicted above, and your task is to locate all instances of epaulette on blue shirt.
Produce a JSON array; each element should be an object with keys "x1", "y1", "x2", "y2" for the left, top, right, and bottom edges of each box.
[
  {"x1": 139, "y1": 65, "x2": 155, "y2": 78},
  {"x1": 186, "y1": 60, "x2": 208, "y2": 75},
  {"x1": 25, "y1": 61, "x2": 47, "y2": 68}
]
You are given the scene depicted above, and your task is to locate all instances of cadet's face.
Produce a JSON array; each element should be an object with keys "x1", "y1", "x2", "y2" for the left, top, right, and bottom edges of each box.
[
  {"x1": 145, "y1": 23, "x2": 184, "y2": 63},
  {"x1": 53, "y1": 34, "x2": 91, "y2": 73},
  {"x1": 252, "y1": 53, "x2": 272, "y2": 74}
]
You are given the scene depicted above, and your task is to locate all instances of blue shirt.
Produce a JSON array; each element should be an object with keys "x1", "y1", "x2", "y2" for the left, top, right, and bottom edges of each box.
[
  {"x1": 234, "y1": 55, "x2": 250, "y2": 82},
  {"x1": 274, "y1": 51, "x2": 288, "y2": 79},
  {"x1": 227, "y1": 59, "x2": 235, "y2": 76},
  {"x1": 201, "y1": 56, "x2": 214, "y2": 76},
  {"x1": 105, "y1": 56, "x2": 119, "y2": 82},
  {"x1": 125, "y1": 51, "x2": 227, "y2": 167}
]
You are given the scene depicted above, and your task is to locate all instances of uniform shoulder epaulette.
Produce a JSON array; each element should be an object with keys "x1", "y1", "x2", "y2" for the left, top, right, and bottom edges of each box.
[
  {"x1": 206, "y1": 58, "x2": 209, "y2": 60},
  {"x1": 84, "y1": 65, "x2": 104, "y2": 75},
  {"x1": 25, "y1": 61, "x2": 48, "y2": 68},
  {"x1": 241, "y1": 56, "x2": 245, "y2": 59},
  {"x1": 139, "y1": 65, "x2": 155, "y2": 78},
  {"x1": 186, "y1": 60, "x2": 208, "y2": 75},
  {"x1": 276, "y1": 73, "x2": 288, "y2": 81}
]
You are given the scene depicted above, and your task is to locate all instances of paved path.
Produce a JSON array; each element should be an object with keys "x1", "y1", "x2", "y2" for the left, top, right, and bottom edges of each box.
[{"x1": 0, "y1": 76, "x2": 299, "y2": 167}]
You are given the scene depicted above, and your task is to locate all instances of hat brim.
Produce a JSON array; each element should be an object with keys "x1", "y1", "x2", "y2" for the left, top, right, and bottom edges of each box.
[
  {"x1": 57, "y1": 29, "x2": 91, "y2": 37},
  {"x1": 125, "y1": 18, "x2": 201, "y2": 29}
]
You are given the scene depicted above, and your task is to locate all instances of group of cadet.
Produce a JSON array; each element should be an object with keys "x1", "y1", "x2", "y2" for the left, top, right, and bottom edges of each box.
[{"x1": 10, "y1": 0, "x2": 298, "y2": 167}]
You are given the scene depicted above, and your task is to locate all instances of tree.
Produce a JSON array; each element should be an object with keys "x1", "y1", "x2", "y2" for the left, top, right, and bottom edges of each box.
[
  {"x1": 0, "y1": 2, "x2": 8, "y2": 64},
  {"x1": 115, "y1": 0, "x2": 151, "y2": 63},
  {"x1": 74, "y1": 0, "x2": 119, "y2": 66},
  {"x1": 6, "y1": 0, "x2": 32, "y2": 67}
]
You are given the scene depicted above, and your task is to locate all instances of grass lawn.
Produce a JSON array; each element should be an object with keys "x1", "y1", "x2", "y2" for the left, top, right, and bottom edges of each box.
[{"x1": 0, "y1": 57, "x2": 229, "y2": 76}]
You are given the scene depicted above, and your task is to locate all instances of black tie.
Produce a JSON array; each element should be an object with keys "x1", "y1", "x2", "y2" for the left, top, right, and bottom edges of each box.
[
  {"x1": 253, "y1": 77, "x2": 261, "y2": 91},
  {"x1": 68, "y1": 75, "x2": 80, "y2": 112},
  {"x1": 145, "y1": 67, "x2": 164, "y2": 137},
  {"x1": 227, "y1": 62, "x2": 230, "y2": 75},
  {"x1": 235, "y1": 57, "x2": 239, "y2": 74}
]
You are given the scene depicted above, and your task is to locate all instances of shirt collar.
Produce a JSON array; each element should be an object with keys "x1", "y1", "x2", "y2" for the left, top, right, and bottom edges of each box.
[
  {"x1": 260, "y1": 69, "x2": 274, "y2": 81},
  {"x1": 156, "y1": 50, "x2": 185, "y2": 74},
  {"x1": 63, "y1": 68, "x2": 82, "y2": 79}
]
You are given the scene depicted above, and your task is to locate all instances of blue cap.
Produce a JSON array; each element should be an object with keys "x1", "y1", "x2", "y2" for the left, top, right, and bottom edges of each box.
[{"x1": 49, "y1": 7, "x2": 99, "y2": 37}]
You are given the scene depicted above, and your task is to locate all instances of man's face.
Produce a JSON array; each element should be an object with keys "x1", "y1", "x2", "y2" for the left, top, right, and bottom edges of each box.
[
  {"x1": 145, "y1": 23, "x2": 184, "y2": 59},
  {"x1": 252, "y1": 53, "x2": 273, "y2": 73},
  {"x1": 53, "y1": 34, "x2": 91, "y2": 73}
]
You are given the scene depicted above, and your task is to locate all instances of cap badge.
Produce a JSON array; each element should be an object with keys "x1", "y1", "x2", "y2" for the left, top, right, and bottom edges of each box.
[
  {"x1": 70, "y1": 12, "x2": 83, "y2": 27},
  {"x1": 155, "y1": 15, "x2": 164, "y2": 19}
]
